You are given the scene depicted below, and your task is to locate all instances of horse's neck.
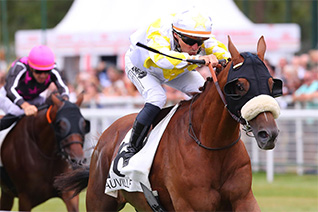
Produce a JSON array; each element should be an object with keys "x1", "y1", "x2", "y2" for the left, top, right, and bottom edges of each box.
[
  {"x1": 31, "y1": 110, "x2": 56, "y2": 150},
  {"x1": 191, "y1": 77, "x2": 240, "y2": 143}
]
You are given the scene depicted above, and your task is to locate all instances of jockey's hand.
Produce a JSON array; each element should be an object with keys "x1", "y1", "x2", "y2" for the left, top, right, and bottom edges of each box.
[
  {"x1": 199, "y1": 54, "x2": 218, "y2": 67},
  {"x1": 21, "y1": 102, "x2": 38, "y2": 116}
]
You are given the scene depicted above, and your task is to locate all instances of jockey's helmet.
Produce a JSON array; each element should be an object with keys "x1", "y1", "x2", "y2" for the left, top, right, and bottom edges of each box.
[
  {"x1": 172, "y1": 8, "x2": 212, "y2": 38},
  {"x1": 28, "y1": 45, "x2": 55, "y2": 70}
]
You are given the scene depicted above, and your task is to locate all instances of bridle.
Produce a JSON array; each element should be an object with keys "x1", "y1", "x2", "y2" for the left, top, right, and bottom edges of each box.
[
  {"x1": 187, "y1": 93, "x2": 241, "y2": 151},
  {"x1": 46, "y1": 104, "x2": 87, "y2": 166},
  {"x1": 187, "y1": 63, "x2": 248, "y2": 151}
]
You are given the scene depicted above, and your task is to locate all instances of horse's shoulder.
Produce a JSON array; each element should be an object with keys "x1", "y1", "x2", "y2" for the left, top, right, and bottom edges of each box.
[{"x1": 115, "y1": 113, "x2": 137, "y2": 126}]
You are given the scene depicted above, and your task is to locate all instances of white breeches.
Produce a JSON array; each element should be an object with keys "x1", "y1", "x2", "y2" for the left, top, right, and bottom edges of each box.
[{"x1": 125, "y1": 55, "x2": 205, "y2": 109}]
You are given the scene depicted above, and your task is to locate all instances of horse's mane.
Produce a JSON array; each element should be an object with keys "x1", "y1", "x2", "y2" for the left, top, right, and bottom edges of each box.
[
  {"x1": 199, "y1": 77, "x2": 213, "y2": 92},
  {"x1": 178, "y1": 77, "x2": 213, "y2": 107},
  {"x1": 178, "y1": 60, "x2": 230, "y2": 107}
]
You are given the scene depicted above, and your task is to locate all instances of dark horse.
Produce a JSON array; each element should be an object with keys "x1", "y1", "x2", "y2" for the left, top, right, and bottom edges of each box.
[
  {"x1": 0, "y1": 93, "x2": 90, "y2": 211},
  {"x1": 55, "y1": 36, "x2": 282, "y2": 211}
]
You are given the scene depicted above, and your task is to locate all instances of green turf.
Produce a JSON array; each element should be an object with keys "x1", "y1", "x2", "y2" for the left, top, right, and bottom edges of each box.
[
  {"x1": 7, "y1": 173, "x2": 318, "y2": 211},
  {"x1": 253, "y1": 172, "x2": 318, "y2": 212}
]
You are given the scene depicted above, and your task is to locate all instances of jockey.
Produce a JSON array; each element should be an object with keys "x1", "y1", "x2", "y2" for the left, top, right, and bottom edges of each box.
[
  {"x1": 123, "y1": 8, "x2": 230, "y2": 164},
  {"x1": 0, "y1": 45, "x2": 69, "y2": 130}
]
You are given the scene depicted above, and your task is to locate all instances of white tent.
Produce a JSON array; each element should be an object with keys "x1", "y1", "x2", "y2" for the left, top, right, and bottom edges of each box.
[{"x1": 15, "y1": 0, "x2": 300, "y2": 78}]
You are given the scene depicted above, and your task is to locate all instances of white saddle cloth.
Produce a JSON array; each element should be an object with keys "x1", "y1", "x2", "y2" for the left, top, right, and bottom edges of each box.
[
  {"x1": 0, "y1": 124, "x2": 15, "y2": 166},
  {"x1": 105, "y1": 104, "x2": 178, "y2": 198}
]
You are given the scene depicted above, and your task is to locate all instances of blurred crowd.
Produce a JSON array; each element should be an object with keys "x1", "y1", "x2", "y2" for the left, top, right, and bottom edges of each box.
[
  {"x1": 0, "y1": 48, "x2": 318, "y2": 109},
  {"x1": 269, "y1": 49, "x2": 318, "y2": 109}
]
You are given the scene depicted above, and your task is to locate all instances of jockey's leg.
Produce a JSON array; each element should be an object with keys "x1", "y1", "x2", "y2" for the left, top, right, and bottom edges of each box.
[
  {"x1": 0, "y1": 88, "x2": 26, "y2": 130},
  {"x1": 123, "y1": 103, "x2": 160, "y2": 166},
  {"x1": 124, "y1": 58, "x2": 167, "y2": 166}
]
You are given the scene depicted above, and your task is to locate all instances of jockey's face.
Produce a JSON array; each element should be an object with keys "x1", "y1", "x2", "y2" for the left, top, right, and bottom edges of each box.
[
  {"x1": 174, "y1": 32, "x2": 207, "y2": 55},
  {"x1": 31, "y1": 68, "x2": 51, "y2": 83}
]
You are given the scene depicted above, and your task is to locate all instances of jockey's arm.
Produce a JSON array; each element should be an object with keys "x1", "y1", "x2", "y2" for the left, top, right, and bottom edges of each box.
[{"x1": 204, "y1": 37, "x2": 231, "y2": 61}]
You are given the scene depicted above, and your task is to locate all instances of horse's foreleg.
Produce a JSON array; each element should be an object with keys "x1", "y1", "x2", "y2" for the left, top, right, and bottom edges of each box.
[
  {"x1": 61, "y1": 191, "x2": 79, "y2": 212},
  {"x1": 86, "y1": 183, "x2": 120, "y2": 211},
  {"x1": 18, "y1": 193, "x2": 33, "y2": 211},
  {"x1": 121, "y1": 191, "x2": 153, "y2": 211},
  {"x1": 232, "y1": 190, "x2": 261, "y2": 212},
  {"x1": 0, "y1": 189, "x2": 14, "y2": 210}
]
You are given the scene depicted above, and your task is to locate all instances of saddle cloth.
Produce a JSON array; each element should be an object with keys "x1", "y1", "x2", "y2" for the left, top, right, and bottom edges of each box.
[
  {"x1": 105, "y1": 104, "x2": 178, "y2": 198},
  {"x1": 0, "y1": 124, "x2": 15, "y2": 166}
]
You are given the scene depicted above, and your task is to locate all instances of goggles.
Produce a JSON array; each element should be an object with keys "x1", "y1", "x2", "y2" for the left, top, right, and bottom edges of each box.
[
  {"x1": 33, "y1": 68, "x2": 51, "y2": 74},
  {"x1": 175, "y1": 31, "x2": 205, "y2": 46}
]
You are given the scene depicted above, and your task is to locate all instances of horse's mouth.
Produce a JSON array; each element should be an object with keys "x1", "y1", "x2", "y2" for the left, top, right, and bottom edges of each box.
[
  {"x1": 69, "y1": 157, "x2": 88, "y2": 169},
  {"x1": 255, "y1": 129, "x2": 279, "y2": 150}
]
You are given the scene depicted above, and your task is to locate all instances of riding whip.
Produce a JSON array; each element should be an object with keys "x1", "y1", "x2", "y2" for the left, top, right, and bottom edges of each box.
[
  {"x1": 136, "y1": 42, "x2": 207, "y2": 65},
  {"x1": 136, "y1": 42, "x2": 227, "y2": 66}
]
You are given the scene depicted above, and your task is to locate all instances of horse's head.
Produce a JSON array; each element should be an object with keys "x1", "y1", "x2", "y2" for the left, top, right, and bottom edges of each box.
[
  {"x1": 47, "y1": 93, "x2": 90, "y2": 165},
  {"x1": 223, "y1": 36, "x2": 283, "y2": 150}
]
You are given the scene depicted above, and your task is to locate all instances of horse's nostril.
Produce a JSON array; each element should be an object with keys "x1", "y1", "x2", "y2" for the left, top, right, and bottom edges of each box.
[
  {"x1": 82, "y1": 158, "x2": 87, "y2": 164},
  {"x1": 258, "y1": 130, "x2": 269, "y2": 139}
]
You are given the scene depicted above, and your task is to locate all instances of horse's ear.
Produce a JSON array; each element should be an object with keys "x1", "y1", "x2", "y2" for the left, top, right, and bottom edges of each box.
[
  {"x1": 75, "y1": 91, "x2": 84, "y2": 107},
  {"x1": 257, "y1": 36, "x2": 266, "y2": 62},
  {"x1": 52, "y1": 93, "x2": 64, "y2": 108},
  {"x1": 48, "y1": 94, "x2": 63, "y2": 122},
  {"x1": 228, "y1": 35, "x2": 243, "y2": 66}
]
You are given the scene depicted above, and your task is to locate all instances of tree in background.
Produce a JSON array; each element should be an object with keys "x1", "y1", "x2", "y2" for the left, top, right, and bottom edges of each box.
[
  {"x1": 234, "y1": 0, "x2": 316, "y2": 52},
  {"x1": 0, "y1": 0, "x2": 74, "y2": 61}
]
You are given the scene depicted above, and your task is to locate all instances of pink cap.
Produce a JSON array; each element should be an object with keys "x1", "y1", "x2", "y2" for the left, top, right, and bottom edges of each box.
[{"x1": 28, "y1": 45, "x2": 55, "y2": 70}]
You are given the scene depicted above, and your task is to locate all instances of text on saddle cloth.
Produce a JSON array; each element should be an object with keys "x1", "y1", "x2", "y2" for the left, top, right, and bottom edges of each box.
[{"x1": 105, "y1": 104, "x2": 179, "y2": 198}]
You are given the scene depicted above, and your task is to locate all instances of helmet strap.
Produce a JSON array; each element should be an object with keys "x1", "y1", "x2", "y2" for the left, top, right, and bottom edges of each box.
[{"x1": 172, "y1": 31, "x2": 181, "y2": 52}]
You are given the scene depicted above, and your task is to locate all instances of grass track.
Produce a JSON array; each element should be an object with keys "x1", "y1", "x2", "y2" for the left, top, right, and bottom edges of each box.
[{"x1": 8, "y1": 172, "x2": 318, "y2": 211}]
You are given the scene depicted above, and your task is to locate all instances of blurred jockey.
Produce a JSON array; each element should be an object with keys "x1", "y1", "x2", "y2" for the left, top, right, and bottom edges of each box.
[
  {"x1": 124, "y1": 8, "x2": 230, "y2": 165},
  {"x1": 0, "y1": 45, "x2": 69, "y2": 130}
]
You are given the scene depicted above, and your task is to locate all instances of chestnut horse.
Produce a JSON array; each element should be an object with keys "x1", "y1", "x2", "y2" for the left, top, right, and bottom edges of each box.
[
  {"x1": 55, "y1": 36, "x2": 282, "y2": 211},
  {"x1": 0, "y1": 93, "x2": 90, "y2": 211}
]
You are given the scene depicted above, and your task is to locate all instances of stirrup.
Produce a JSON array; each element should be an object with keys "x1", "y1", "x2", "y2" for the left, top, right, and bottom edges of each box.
[{"x1": 122, "y1": 145, "x2": 139, "y2": 167}]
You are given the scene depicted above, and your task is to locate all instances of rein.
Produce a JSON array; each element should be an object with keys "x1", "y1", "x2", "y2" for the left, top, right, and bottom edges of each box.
[
  {"x1": 209, "y1": 63, "x2": 254, "y2": 136},
  {"x1": 188, "y1": 93, "x2": 241, "y2": 151},
  {"x1": 45, "y1": 104, "x2": 86, "y2": 166},
  {"x1": 187, "y1": 63, "x2": 244, "y2": 151},
  {"x1": 208, "y1": 63, "x2": 243, "y2": 123},
  {"x1": 31, "y1": 105, "x2": 60, "y2": 161}
]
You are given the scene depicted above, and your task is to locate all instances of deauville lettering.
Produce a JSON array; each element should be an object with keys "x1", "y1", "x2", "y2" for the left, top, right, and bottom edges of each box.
[{"x1": 106, "y1": 178, "x2": 132, "y2": 189}]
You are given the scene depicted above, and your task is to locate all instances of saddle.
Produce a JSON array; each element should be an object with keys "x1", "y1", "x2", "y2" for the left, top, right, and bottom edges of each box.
[{"x1": 152, "y1": 105, "x2": 175, "y2": 128}]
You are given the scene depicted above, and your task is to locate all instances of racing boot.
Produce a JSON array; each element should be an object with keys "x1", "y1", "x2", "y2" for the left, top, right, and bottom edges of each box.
[{"x1": 123, "y1": 120, "x2": 150, "y2": 167}]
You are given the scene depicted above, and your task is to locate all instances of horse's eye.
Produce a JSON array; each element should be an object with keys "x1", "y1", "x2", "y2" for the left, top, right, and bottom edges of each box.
[
  {"x1": 224, "y1": 78, "x2": 249, "y2": 100},
  {"x1": 236, "y1": 83, "x2": 244, "y2": 91},
  {"x1": 55, "y1": 118, "x2": 71, "y2": 137},
  {"x1": 79, "y1": 118, "x2": 85, "y2": 135},
  {"x1": 57, "y1": 121, "x2": 68, "y2": 136},
  {"x1": 235, "y1": 79, "x2": 249, "y2": 96},
  {"x1": 79, "y1": 118, "x2": 90, "y2": 135}
]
